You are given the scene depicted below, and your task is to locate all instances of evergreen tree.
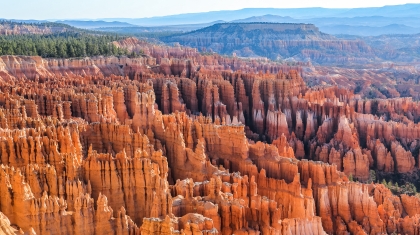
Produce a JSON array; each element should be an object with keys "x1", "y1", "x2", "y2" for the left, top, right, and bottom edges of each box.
[{"x1": 0, "y1": 32, "x2": 130, "y2": 58}]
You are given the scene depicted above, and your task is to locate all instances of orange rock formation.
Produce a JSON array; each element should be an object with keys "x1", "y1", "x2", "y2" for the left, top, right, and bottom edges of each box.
[{"x1": 0, "y1": 39, "x2": 419, "y2": 234}]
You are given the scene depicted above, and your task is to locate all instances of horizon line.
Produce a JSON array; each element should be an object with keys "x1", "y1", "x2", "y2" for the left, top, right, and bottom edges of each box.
[{"x1": 1, "y1": 3, "x2": 419, "y2": 21}]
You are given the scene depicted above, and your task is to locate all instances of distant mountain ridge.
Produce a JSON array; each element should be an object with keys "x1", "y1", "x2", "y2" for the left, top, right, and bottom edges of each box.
[
  {"x1": 94, "y1": 21, "x2": 226, "y2": 34},
  {"x1": 98, "y1": 4, "x2": 420, "y2": 26},
  {"x1": 90, "y1": 4, "x2": 420, "y2": 36},
  {"x1": 0, "y1": 20, "x2": 124, "y2": 36},
  {"x1": 97, "y1": 8, "x2": 347, "y2": 26},
  {"x1": 3, "y1": 3, "x2": 420, "y2": 37},
  {"x1": 320, "y1": 24, "x2": 420, "y2": 36},
  {"x1": 56, "y1": 20, "x2": 136, "y2": 29}
]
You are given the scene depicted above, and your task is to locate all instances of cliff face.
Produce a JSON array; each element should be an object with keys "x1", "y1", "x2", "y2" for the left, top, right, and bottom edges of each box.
[
  {"x1": 0, "y1": 44, "x2": 419, "y2": 235},
  {"x1": 162, "y1": 23, "x2": 375, "y2": 64},
  {"x1": 0, "y1": 22, "x2": 70, "y2": 35}
]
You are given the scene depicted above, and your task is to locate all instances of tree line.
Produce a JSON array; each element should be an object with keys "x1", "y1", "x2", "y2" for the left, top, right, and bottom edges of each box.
[
  {"x1": 1, "y1": 20, "x2": 76, "y2": 29},
  {"x1": 0, "y1": 33, "x2": 131, "y2": 58}
]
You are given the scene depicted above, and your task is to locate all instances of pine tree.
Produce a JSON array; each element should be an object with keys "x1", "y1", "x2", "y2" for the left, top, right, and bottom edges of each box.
[{"x1": 0, "y1": 32, "x2": 128, "y2": 58}]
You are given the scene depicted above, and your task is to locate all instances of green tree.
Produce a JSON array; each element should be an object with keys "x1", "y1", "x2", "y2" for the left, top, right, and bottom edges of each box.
[
  {"x1": 381, "y1": 179, "x2": 388, "y2": 187},
  {"x1": 0, "y1": 31, "x2": 130, "y2": 58},
  {"x1": 368, "y1": 170, "x2": 376, "y2": 183}
]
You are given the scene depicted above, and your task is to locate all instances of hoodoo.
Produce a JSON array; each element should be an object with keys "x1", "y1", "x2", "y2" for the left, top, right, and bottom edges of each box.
[{"x1": 0, "y1": 14, "x2": 419, "y2": 235}]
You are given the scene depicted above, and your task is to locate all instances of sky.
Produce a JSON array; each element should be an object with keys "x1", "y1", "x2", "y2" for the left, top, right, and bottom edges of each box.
[{"x1": 0, "y1": 0, "x2": 419, "y2": 20}]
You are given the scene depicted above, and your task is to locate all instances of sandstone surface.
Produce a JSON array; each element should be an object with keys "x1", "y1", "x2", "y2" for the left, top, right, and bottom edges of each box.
[{"x1": 0, "y1": 39, "x2": 419, "y2": 234}]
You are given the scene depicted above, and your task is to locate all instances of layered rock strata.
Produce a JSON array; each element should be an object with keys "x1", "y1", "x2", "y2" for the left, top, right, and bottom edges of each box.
[{"x1": 0, "y1": 49, "x2": 419, "y2": 235}]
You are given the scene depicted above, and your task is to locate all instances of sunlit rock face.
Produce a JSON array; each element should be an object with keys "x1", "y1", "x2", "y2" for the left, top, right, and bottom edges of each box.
[{"x1": 0, "y1": 38, "x2": 419, "y2": 235}]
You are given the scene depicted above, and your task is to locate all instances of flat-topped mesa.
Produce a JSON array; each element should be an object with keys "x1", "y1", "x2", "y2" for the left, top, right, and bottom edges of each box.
[
  {"x1": 169, "y1": 23, "x2": 329, "y2": 43},
  {"x1": 210, "y1": 22, "x2": 321, "y2": 32},
  {"x1": 162, "y1": 23, "x2": 374, "y2": 63}
]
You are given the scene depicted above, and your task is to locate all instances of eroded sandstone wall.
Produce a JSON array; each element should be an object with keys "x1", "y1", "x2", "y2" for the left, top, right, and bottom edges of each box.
[{"x1": 0, "y1": 48, "x2": 419, "y2": 235}]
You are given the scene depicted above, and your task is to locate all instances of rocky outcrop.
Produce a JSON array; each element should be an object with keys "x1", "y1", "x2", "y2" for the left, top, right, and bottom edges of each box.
[
  {"x1": 0, "y1": 22, "x2": 69, "y2": 35},
  {"x1": 0, "y1": 212, "x2": 18, "y2": 235},
  {"x1": 0, "y1": 52, "x2": 419, "y2": 235}
]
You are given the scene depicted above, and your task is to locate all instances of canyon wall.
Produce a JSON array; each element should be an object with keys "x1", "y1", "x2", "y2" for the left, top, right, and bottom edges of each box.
[{"x1": 0, "y1": 40, "x2": 419, "y2": 235}]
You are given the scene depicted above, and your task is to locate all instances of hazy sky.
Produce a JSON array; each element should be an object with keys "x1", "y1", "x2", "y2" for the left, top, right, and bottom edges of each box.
[{"x1": 0, "y1": 0, "x2": 419, "y2": 20}]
